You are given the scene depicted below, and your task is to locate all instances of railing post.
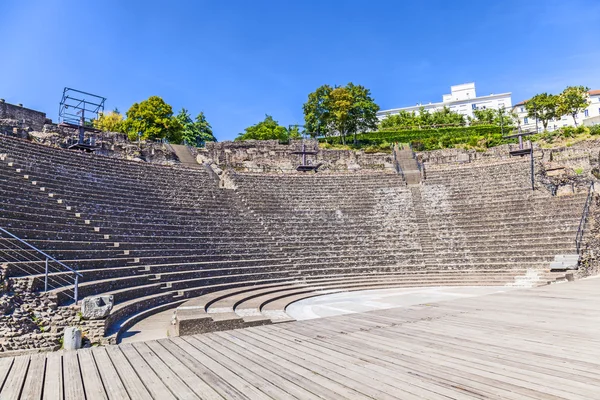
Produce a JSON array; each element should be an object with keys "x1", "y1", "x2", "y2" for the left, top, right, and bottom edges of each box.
[
  {"x1": 44, "y1": 258, "x2": 48, "y2": 292},
  {"x1": 74, "y1": 273, "x2": 79, "y2": 303}
]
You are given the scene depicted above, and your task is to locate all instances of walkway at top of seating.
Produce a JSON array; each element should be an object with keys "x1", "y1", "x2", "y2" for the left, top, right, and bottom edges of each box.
[{"x1": 1, "y1": 277, "x2": 599, "y2": 399}]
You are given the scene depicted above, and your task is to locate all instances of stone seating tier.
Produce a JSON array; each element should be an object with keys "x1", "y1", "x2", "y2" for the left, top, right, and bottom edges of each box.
[{"x1": 0, "y1": 134, "x2": 588, "y2": 341}]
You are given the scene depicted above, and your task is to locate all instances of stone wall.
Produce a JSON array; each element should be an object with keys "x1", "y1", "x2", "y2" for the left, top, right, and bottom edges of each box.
[
  {"x1": 199, "y1": 140, "x2": 395, "y2": 173},
  {"x1": 0, "y1": 100, "x2": 48, "y2": 131},
  {"x1": 0, "y1": 277, "x2": 107, "y2": 356}
]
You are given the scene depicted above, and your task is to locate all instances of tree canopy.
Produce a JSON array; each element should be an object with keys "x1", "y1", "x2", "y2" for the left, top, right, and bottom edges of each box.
[
  {"x1": 303, "y1": 83, "x2": 379, "y2": 144},
  {"x1": 122, "y1": 96, "x2": 183, "y2": 142},
  {"x1": 557, "y1": 86, "x2": 590, "y2": 126},
  {"x1": 92, "y1": 109, "x2": 125, "y2": 133},
  {"x1": 175, "y1": 109, "x2": 216, "y2": 146},
  {"x1": 235, "y1": 115, "x2": 301, "y2": 142},
  {"x1": 469, "y1": 108, "x2": 516, "y2": 127},
  {"x1": 380, "y1": 106, "x2": 466, "y2": 130},
  {"x1": 525, "y1": 93, "x2": 559, "y2": 129}
]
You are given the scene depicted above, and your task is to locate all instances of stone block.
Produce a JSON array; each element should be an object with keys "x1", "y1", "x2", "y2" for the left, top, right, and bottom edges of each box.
[
  {"x1": 81, "y1": 295, "x2": 114, "y2": 320},
  {"x1": 63, "y1": 327, "x2": 82, "y2": 350}
]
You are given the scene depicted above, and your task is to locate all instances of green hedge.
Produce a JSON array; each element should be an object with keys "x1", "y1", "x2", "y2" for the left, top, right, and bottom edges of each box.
[{"x1": 319, "y1": 125, "x2": 517, "y2": 151}]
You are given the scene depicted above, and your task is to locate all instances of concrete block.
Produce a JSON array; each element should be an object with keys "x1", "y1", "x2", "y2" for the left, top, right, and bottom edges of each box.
[
  {"x1": 81, "y1": 295, "x2": 114, "y2": 319},
  {"x1": 63, "y1": 327, "x2": 82, "y2": 350}
]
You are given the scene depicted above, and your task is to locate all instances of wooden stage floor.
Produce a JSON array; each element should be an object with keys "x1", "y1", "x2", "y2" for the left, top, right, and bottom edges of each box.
[{"x1": 2, "y1": 277, "x2": 600, "y2": 399}]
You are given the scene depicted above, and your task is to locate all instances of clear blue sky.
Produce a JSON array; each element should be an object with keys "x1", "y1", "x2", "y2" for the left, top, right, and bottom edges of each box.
[{"x1": 1, "y1": 0, "x2": 599, "y2": 141}]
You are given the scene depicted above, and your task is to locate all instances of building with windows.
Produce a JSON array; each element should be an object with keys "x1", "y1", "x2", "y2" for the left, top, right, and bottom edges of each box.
[
  {"x1": 512, "y1": 90, "x2": 600, "y2": 132},
  {"x1": 377, "y1": 83, "x2": 512, "y2": 121}
]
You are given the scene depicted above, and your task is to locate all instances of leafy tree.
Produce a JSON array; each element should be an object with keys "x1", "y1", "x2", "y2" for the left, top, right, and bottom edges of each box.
[
  {"x1": 235, "y1": 115, "x2": 295, "y2": 142},
  {"x1": 470, "y1": 108, "x2": 516, "y2": 127},
  {"x1": 379, "y1": 106, "x2": 464, "y2": 130},
  {"x1": 557, "y1": 86, "x2": 590, "y2": 126},
  {"x1": 122, "y1": 96, "x2": 182, "y2": 142},
  {"x1": 379, "y1": 110, "x2": 419, "y2": 130},
  {"x1": 92, "y1": 110, "x2": 125, "y2": 132},
  {"x1": 430, "y1": 106, "x2": 465, "y2": 126},
  {"x1": 175, "y1": 109, "x2": 216, "y2": 146},
  {"x1": 525, "y1": 93, "x2": 559, "y2": 130},
  {"x1": 346, "y1": 83, "x2": 381, "y2": 144},
  {"x1": 303, "y1": 83, "x2": 379, "y2": 145}
]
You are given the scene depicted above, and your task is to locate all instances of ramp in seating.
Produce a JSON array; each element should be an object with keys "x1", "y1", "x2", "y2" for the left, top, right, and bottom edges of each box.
[{"x1": 170, "y1": 144, "x2": 201, "y2": 168}]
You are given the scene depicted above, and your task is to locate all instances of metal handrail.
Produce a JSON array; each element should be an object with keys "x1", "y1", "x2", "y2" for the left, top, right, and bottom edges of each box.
[
  {"x1": 575, "y1": 181, "x2": 595, "y2": 254},
  {"x1": 0, "y1": 227, "x2": 82, "y2": 301}
]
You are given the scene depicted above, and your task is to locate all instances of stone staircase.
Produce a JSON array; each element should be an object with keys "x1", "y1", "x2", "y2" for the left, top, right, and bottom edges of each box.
[
  {"x1": 170, "y1": 144, "x2": 200, "y2": 168},
  {"x1": 409, "y1": 186, "x2": 436, "y2": 267},
  {"x1": 394, "y1": 145, "x2": 421, "y2": 185}
]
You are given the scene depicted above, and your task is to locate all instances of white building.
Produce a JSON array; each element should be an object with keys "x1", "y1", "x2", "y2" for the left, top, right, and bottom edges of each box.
[
  {"x1": 512, "y1": 90, "x2": 600, "y2": 132},
  {"x1": 377, "y1": 83, "x2": 512, "y2": 121}
]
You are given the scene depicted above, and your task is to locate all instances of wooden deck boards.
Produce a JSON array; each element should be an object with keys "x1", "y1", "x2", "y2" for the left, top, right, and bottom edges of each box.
[{"x1": 2, "y1": 278, "x2": 600, "y2": 399}]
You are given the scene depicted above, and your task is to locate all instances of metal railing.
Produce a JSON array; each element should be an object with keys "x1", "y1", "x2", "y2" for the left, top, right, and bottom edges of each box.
[
  {"x1": 575, "y1": 181, "x2": 595, "y2": 254},
  {"x1": 0, "y1": 227, "x2": 82, "y2": 302}
]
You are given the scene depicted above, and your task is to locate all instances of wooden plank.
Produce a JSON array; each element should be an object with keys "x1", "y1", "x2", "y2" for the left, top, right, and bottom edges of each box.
[
  {"x1": 187, "y1": 335, "x2": 302, "y2": 400},
  {"x1": 144, "y1": 340, "x2": 224, "y2": 400},
  {"x1": 104, "y1": 345, "x2": 152, "y2": 400},
  {"x1": 1, "y1": 355, "x2": 29, "y2": 400},
  {"x1": 207, "y1": 332, "x2": 358, "y2": 400},
  {"x1": 90, "y1": 347, "x2": 130, "y2": 400},
  {"x1": 0, "y1": 357, "x2": 14, "y2": 392},
  {"x1": 399, "y1": 322, "x2": 600, "y2": 382},
  {"x1": 21, "y1": 354, "x2": 46, "y2": 400},
  {"x1": 331, "y1": 326, "x2": 567, "y2": 400},
  {"x1": 77, "y1": 349, "x2": 108, "y2": 400},
  {"x1": 265, "y1": 325, "x2": 485, "y2": 400},
  {"x1": 233, "y1": 329, "x2": 406, "y2": 400},
  {"x1": 43, "y1": 352, "x2": 63, "y2": 400},
  {"x1": 172, "y1": 337, "x2": 272, "y2": 400},
  {"x1": 118, "y1": 343, "x2": 177, "y2": 400},
  {"x1": 131, "y1": 342, "x2": 200, "y2": 400},
  {"x1": 157, "y1": 338, "x2": 248, "y2": 400},
  {"x1": 213, "y1": 331, "x2": 364, "y2": 400},
  {"x1": 62, "y1": 351, "x2": 85, "y2": 400},
  {"x1": 196, "y1": 334, "x2": 322, "y2": 399}
]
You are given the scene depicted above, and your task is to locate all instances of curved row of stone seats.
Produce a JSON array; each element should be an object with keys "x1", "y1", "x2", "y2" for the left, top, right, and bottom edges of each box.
[
  {"x1": 175, "y1": 265, "x2": 567, "y2": 334},
  {"x1": 232, "y1": 172, "x2": 421, "y2": 273},
  {"x1": 418, "y1": 159, "x2": 586, "y2": 269},
  {"x1": 0, "y1": 134, "x2": 588, "y2": 342},
  {"x1": 0, "y1": 135, "x2": 292, "y2": 337}
]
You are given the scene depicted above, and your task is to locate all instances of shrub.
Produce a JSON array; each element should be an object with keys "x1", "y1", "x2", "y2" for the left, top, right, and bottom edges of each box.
[
  {"x1": 319, "y1": 125, "x2": 514, "y2": 151},
  {"x1": 589, "y1": 125, "x2": 600, "y2": 136}
]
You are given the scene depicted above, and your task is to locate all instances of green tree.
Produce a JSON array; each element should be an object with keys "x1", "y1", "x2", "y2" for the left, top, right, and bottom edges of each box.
[
  {"x1": 303, "y1": 83, "x2": 379, "y2": 145},
  {"x1": 557, "y1": 86, "x2": 590, "y2": 126},
  {"x1": 379, "y1": 110, "x2": 419, "y2": 130},
  {"x1": 430, "y1": 106, "x2": 465, "y2": 126},
  {"x1": 92, "y1": 110, "x2": 125, "y2": 132},
  {"x1": 379, "y1": 106, "x2": 465, "y2": 130},
  {"x1": 122, "y1": 96, "x2": 182, "y2": 142},
  {"x1": 525, "y1": 93, "x2": 559, "y2": 130},
  {"x1": 235, "y1": 115, "x2": 292, "y2": 142},
  {"x1": 175, "y1": 109, "x2": 216, "y2": 146},
  {"x1": 470, "y1": 108, "x2": 516, "y2": 127}
]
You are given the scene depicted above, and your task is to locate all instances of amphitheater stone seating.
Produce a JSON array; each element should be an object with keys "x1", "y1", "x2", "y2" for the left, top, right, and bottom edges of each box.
[{"x1": 0, "y1": 134, "x2": 589, "y2": 348}]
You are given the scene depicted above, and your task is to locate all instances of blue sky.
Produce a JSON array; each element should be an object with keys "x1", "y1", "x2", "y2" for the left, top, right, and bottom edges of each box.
[{"x1": 1, "y1": 0, "x2": 600, "y2": 141}]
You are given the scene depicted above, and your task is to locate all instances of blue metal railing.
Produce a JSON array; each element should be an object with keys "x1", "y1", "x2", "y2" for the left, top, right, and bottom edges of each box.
[
  {"x1": 0, "y1": 227, "x2": 82, "y2": 301},
  {"x1": 575, "y1": 181, "x2": 595, "y2": 255}
]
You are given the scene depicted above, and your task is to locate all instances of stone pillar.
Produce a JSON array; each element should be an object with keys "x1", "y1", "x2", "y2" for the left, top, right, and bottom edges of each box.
[{"x1": 63, "y1": 327, "x2": 82, "y2": 350}]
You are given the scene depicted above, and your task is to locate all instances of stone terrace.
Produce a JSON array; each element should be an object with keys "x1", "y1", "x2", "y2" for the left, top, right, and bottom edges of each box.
[{"x1": 0, "y1": 134, "x2": 590, "y2": 347}]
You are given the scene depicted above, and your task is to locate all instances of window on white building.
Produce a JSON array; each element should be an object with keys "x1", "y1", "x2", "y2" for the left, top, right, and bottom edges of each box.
[
  {"x1": 584, "y1": 109, "x2": 589, "y2": 117},
  {"x1": 520, "y1": 107, "x2": 524, "y2": 112},
  {"x1": 472, "y1": 104, "x2": 477, "y2": 110},
  {"x1": 524, "y1": 117, "x2": 529, "y2": 124}
]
